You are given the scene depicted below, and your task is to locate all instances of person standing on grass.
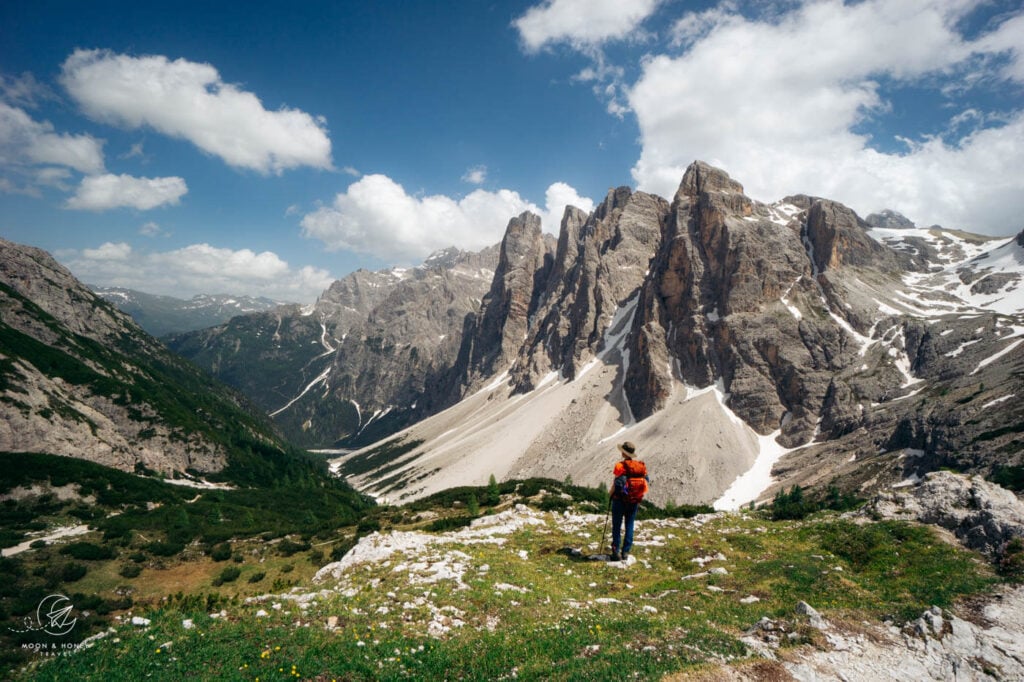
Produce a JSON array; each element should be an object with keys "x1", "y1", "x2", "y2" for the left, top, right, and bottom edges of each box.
[{"x1": 609, "y1": 441, "x2": 649, "y2": 562}]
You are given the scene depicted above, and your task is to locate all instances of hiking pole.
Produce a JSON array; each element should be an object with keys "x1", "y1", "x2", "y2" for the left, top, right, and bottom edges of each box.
[{"x1": 599, "y1": 496, "x2": 611, "y2": 556}]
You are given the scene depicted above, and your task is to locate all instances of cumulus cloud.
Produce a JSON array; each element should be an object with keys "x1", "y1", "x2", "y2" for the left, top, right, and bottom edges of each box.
[
  {"x1": 0, "y1": 102, "x2": 105, "y2": 175},
  {"x1": 301, "y1": 174, "x2": 594, "y2": 262},
  {"x1": 514, "y1": 0, "x2": 664, "y2": 52},
  {"x1": 65, "y1": 242, "x2": 333, "y2": 303},
  {"x1": 60, "y1": 49, "x2": 332, "y2": 174},
  {"x1": 626, "y1": 0, "x2": 1024, "y2": 235},
  {"x1": 66, "y1": 173, "x2": 187, "y2": 210}
]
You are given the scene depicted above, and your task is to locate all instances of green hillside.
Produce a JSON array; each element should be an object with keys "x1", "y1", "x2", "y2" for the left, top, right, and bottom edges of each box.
[{"x1": 7, "y1": 480, "x2": 1013, "y2": 681}]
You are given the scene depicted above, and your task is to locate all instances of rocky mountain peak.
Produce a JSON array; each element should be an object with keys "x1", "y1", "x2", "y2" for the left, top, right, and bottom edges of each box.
[
  {"x1": 676, "y1": 160, "x2": 745, "y2": 201},
  {"x1": 451, "y1": 211, "x2": 552, "y2": 391},
  {"x1": 592, "y1": 186, "x2": 633, "y2": 222},
  {"x1": 865, "y1": 209, "x2": 915, "y2": 229}
]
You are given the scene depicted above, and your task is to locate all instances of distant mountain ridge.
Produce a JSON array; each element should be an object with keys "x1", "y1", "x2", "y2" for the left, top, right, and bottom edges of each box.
[
  {"x1": 166, "y1": 245, "x2": 500, "y2": 448},
  {"x1": 92, "y1": 287, "x2": 286, "y2": 337}
]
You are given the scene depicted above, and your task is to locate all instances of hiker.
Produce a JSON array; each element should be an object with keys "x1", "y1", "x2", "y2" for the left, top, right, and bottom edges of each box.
[{"x1": 609, "y1": 441, "x2": 649, "y2": 561}]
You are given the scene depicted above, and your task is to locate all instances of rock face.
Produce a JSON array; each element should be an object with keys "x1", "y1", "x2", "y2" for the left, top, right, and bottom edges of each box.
[
  {"x1": 453, "y1": 189, "x2": 668, "y2": 396},
  {"x1": 332, "y1": 161, "x2": 1023, "y2": 506},
  {"x1": 454, "y1": 212, "x2": 554, "y2": 390},
  {"x1": 784, "y1": 592, "x2": 1024, "y2": 681},
  {"x1": 0, "y1": 238, "x2": 290, "y2": 478},
  {"x1": 862, "y1": 470, "x2": 1024, "y2": 560}
]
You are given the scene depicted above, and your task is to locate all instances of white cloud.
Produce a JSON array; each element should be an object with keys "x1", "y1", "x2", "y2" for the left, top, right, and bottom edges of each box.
[
  {"x1": 65, "y1": 242, "x2": 333, "y2": 303},
  {"x1": 0, "y1": 71, "x2": 57, "y2": 109},
  {"x1": 626, "y1": 0, "x2": 1024, "y2": 235},
  {"x1": 301, "y1": 174, "x2": 594, "y2": 262},
  {"x1": 461, "y1": 165, "x2": 488, "y2": 184},
  {"x1": 60, "y1": 49, "x2": 332, "y2": 174},
  {"x1": 66, "y1": 173, "x2": 187, "y2": 211},
  {"x1": 34, "y1": 167, "x2": 72, "y2": 190},
  {"x1": 83, "y1": 241, "x2": 133, "y2": 260},
  {"x1": 0, "y1": 102, "x2": 105, "y2": 174},
  {"x1": 139, "y1": 221, "x2": 165, "y2": 237},
  {"x1": 976, "y1": 12, "x2": 1024, "y2": 83},
  {"x1": 514, "y1": 0, "x2": 664, "y2": 52}
]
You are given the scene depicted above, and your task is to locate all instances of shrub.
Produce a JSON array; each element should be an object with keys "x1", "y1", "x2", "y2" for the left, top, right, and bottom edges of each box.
[
  {"x1": 536, "y1": 496, "x2": 571, "y2": 512},
  {"x1": 999, "y1": 537, "x2": 1024, "y2": 581},
  {"x1": 769, "y1": 484, "x2": 862, "y2": 521},
  {"x1": 147, "y1": 541, "x2": 185, "y2": 557},
  {"x1": 119, "y1": 564, "x2": 142, "y2": 578},
  {"x1": 771, "y1": 486, "x2": 814, "y2": 520},
  {"x1": 210, "y1": 543, "x2": 232, "y2": 561},
  {"x1": 247, "y1": 571, "x2": 266, "y2": 584},
  {"x1": 60, "y1": 542, "x2": 115, "y2": 561},
  {"x1": 216, "y1": 566, "x2": 241, "y2": 584},
  {"x1": 356, "y1": 516, "x2": 381, "y2": 536},
  {"x1": 276, "y1": 539, "x2": 310, "y2": 557},
  {"x1": 992, "y1": 465, "x2": 1024, "y2": 492},
  {"x1": 426, "y1": 516, "x2": 473, "y2": 532},
  {"x1": 61, "y1": 563, "x2": 87, "y2": 582}
]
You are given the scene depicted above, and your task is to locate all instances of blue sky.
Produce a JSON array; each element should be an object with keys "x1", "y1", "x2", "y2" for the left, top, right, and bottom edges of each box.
[{"x1": 2, "y1": 0, "x2": 1022, "y2": 303}]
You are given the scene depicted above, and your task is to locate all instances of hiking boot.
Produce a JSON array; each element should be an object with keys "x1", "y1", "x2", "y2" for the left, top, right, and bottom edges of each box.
[
  {"x1": 621, "y1": 552, "x2": 629, "y2": 562},
  {"x1": 610, "y1": 551, "x2": 621, "y2": 561}
]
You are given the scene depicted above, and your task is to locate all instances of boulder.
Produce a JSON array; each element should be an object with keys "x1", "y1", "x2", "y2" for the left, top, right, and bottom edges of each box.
[{"x1": 861, "y1": 470, "x2": 1024, "y2": 559}]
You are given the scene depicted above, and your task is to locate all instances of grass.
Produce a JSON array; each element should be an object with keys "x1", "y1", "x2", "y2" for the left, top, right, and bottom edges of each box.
[{"x1": 14, "y1": 499, "x2": 1000, "y2": 681}]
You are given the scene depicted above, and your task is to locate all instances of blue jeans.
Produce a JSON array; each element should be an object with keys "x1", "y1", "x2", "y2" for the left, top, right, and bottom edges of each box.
[{"x1": 611, "y1": 498, "x2": 639, "y2": 555}]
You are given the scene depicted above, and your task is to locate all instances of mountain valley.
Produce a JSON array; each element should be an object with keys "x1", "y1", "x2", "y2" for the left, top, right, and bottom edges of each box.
[{"x1": 2, "y1": 161, "x2": 1023, "y2": 681}]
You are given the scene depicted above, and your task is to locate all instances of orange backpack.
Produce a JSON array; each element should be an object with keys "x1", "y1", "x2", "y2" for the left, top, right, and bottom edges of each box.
[{"x1": 615, "y1": 459, "x2": 648, "y2": 504}]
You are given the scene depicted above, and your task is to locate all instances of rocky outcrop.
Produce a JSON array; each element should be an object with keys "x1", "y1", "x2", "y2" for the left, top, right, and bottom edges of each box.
[
  {"x1": 862, "y1": 470, "x2": 1024, "y2": 560},
  {"x1": 805, "y1": 199, "x2": 908, "y2": 275},
  {"x1": 1, "y1": 239, "x2": 139, "y2": 343},
  {"x1": 455, "y1": 212, "x2": 553, "y2": 389}
]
